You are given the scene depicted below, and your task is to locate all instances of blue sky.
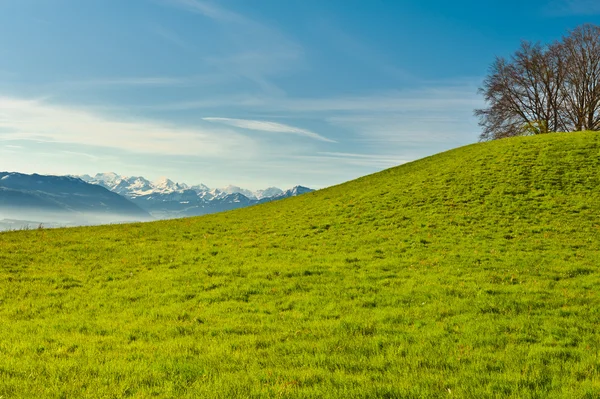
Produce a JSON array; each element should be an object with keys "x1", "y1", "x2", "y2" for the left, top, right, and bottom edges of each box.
[{"x1": 0, "y1": 0, "x2": 598, "y2": 190}]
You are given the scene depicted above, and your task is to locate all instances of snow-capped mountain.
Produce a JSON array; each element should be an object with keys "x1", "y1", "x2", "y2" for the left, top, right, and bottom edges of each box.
[
  {"x1": 0, "y1": 172, "x2": 151, "y2": 231},
  {"x1": 152, "y1": 177, "x2": 190, "y2": 194},
  {"x1": 77, "y1": 173, "x2": 314, "y2": 219},
  {"x1": 281, "y1": 186, "x2": 313, "y2": 197},
  {"x1": 220, "y1": 185, "x2": 256, "y2": 200},
  {"x1": 190, "y1": 183, "x2": 210, "y2": 192},
  {"x1": 255, "y1": 187, "x2": 284, "y2": 199},
  {"x1": 79, "y1": 174, "x2": 182, "y2": 197}
]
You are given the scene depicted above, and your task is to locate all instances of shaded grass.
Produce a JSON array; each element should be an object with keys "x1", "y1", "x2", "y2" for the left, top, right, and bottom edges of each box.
[{"x1": 1, "y1": 132, "x2": 600, "y2": 397}]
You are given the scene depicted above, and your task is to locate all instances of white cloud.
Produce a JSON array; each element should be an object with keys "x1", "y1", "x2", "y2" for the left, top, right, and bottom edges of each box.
[
  {"x1": 157, "y1": 85, "x2": 482, "y2": 114},
  {"x1": 60, "y1": 150, "x2": 102, "y2": 161},
  {"x1": 277, "y1": 87, "x2": 482, "y2": 113},
  {"x1": 0, "y1": 96, "x2": 256, "y2": 157},
  {"x1": 150, "y1": 82, "x2": 482, "y2": 161},
  {"x1": 314, "y1": 152, "x2": 408, "y2": 168},
  {"x1": 46, "y1": 75, "x2": 230, "y2": 90},
  {"x1": 60, "y1": 77, "x2": 187, "y2": 87},
  {"x1": 326, "y1": 111, "x2": 478, "y2": 161},
  {"x1": 143, "y1": 95, "x2": 270, "y2": 111},
  {"x1": 327, "y1": 114, "x2": 475, "y2": 142},
  {"x1": 203, "y1": 117, "x2": 336, "y2": 143}
]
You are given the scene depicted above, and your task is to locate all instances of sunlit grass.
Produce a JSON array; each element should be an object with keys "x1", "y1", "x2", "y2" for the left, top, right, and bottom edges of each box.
[{"x1": 1, "y1": 132, "x2": 600, "y2": 397}]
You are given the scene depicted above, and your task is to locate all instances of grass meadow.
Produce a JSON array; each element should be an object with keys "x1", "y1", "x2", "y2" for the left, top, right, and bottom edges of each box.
[{"x1": 1, "y1": 132, "x2": 600, "y2": 398}]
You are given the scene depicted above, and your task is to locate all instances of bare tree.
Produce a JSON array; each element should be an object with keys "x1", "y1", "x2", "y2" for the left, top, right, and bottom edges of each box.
[
  {"x1": 476, "y1": 24, "x2": 600, "y2": 140},
  {"x1": 559, "y1": 24, "x2": 600, "y2": 131},
  {"x1": 476, "y1": 41, "x2": 565, "y2": 140},
  {"x1": 475, "y1": 56, "x2": 525, "y2": 141}
]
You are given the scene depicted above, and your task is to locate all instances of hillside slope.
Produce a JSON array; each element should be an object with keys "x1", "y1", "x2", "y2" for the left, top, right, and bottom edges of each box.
[{"x1": 1, "y1": 132, "x2": 600, "y2": 398}]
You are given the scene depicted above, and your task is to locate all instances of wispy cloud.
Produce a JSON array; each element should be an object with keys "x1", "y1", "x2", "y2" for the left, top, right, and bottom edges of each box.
[
  {"x1": 60, "y1": 150, "x2": 102, "y2": 161},
  {"x1": 315, "y1": 19, "x2": 415, "y2": 83},
  {"x1": 148, "y1": 81, "x2": 481, "y2": 161},
  {"x1": 545, "y1": 0, "x2": 600, "y2": 15},
  {"x1": 278, "y1": 87, "x2": 481, "y2": 114},
  {"x1": 46, "y1": 75, "x2": 230, "y2": 90},
  {"x1": 327, "y1": 113, "x2": 477, "y2": 149},
  {"x1": 152, "y1": 25, "x2": 196, "y2": 52},
  {"x1": 0, "y1": 69, "x2": 16, "y2": 79},
  {"x1": 203, "y1": 117, "x2": 336, "y2": 143},
  {"x1": 157, "y1": 85, "x2": 482, "y2": 114},
  {"x1": 315, "y1": 152, "x2": 408, "y2": 168},
  {"x1": 63, "y1": 77, "x2": 188, "y2": 87},
  {"x1": 162, "y1": 0, "x2": 247, "y2": 23},
  {"x1": 0, "y1": 96, "x2": 256, "y2": 157},
  {"x1": 160, "y1": 0, "x2": 303, "y2": 97}
]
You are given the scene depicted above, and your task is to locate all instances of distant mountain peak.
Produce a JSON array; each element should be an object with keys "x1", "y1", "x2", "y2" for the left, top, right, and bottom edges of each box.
[
  {"x1": 0, "y1": 171, "x2": 151, "y2": 227},
  {"x1": 77, "y1": 172, "x2": 314, "y2": 219},
  {"x1": 153, "y1": 176, "x2": 173, "y2": 185},
  {"x1": 94, "y1": 172, "x2": 120, "y2": 181},
  {"x1": 255, "y1": 187, "x2": 284, "y2": 200},
  {"x1": 220, "y1": 185, "x2": 256, "y2": 199},
  {"x1": 79, "y1": 172, "x2": 294, "y2": 200},
  {"x1": 190, "y1": 183, "x2": 210, "y2": 192}
]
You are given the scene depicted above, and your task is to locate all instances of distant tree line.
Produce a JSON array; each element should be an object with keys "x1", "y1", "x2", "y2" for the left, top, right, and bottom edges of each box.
[{"x1": 476, "y1": 24, "x2": 600, "y2": 141}]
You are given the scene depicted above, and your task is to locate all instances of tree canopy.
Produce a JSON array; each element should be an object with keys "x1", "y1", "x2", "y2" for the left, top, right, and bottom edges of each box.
[{"x1": 476, "y1": 24, "x2": 600, "y2": 141}]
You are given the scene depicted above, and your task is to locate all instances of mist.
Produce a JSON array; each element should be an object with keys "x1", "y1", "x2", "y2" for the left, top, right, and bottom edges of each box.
[{"x1": 0, "y1": 207, "x2": 153, "y2": 232}]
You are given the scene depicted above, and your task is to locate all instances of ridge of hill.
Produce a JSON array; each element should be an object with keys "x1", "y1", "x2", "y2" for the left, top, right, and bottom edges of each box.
[{"x1": 1, "y1": 132, "x2": 600, "y2": 397}]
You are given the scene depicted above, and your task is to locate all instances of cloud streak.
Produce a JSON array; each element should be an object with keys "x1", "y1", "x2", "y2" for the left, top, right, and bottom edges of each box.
[
  {"x1": 143, "y1": 81, "x2": 481, "y2": 165},
  {"x1": 60, "y1": 77, "x2": 188, "y2": 87},
  {"x1": 162, "y1": 0, "x2": 247, "y2": 23},
  {"x1": 157, "y1": 85, "x2": 482, "y2": 114},
  {"x1": 152, "y1": 25, "x2": 196, "y2": 52},
  {"x1": 276, "y1": 88, "x2": 482, "y2": 113},
  {"x1": 0, "y1": 96, "x2": 256, "y2": 157},
  {"x1": 315, "y1": 152, "x2": 408, "y2": 168},
  {"x1": 45, "y1": 74, "x2": 232, "y2": 91},
  {"x1": 203, "y1": 117, "x2": 336, "y2": 143}
]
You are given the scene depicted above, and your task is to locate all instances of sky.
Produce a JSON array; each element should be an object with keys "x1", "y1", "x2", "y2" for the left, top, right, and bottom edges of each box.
[{"x1": 0, "y1": 0, "x2": 599, "y2": 190}]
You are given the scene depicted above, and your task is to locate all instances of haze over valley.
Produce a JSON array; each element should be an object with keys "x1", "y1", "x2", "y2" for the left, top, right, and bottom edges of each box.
[
  {"x1": 0, "y1": 171, "x2": 312, "y2": 230},
  {"x1": 0, "y1": 172, "x2": 151, "y2": 230}
]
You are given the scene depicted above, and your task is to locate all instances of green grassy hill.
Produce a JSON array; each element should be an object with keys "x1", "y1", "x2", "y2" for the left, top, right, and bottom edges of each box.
[{"x1": 2, "y1": 132, "x2": 600, "y2": 398}]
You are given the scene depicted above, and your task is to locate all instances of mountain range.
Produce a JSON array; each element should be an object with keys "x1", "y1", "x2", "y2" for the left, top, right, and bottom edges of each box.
[
  {"x1": 0, "y1": 171, "x2": 314, "y2": 230},
  {"x1": 0, "y1": 172, "x2": 151, "y2": 230},
  {"x1": 78, "y1": 173, "x2": 314, "y2": 219}
]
